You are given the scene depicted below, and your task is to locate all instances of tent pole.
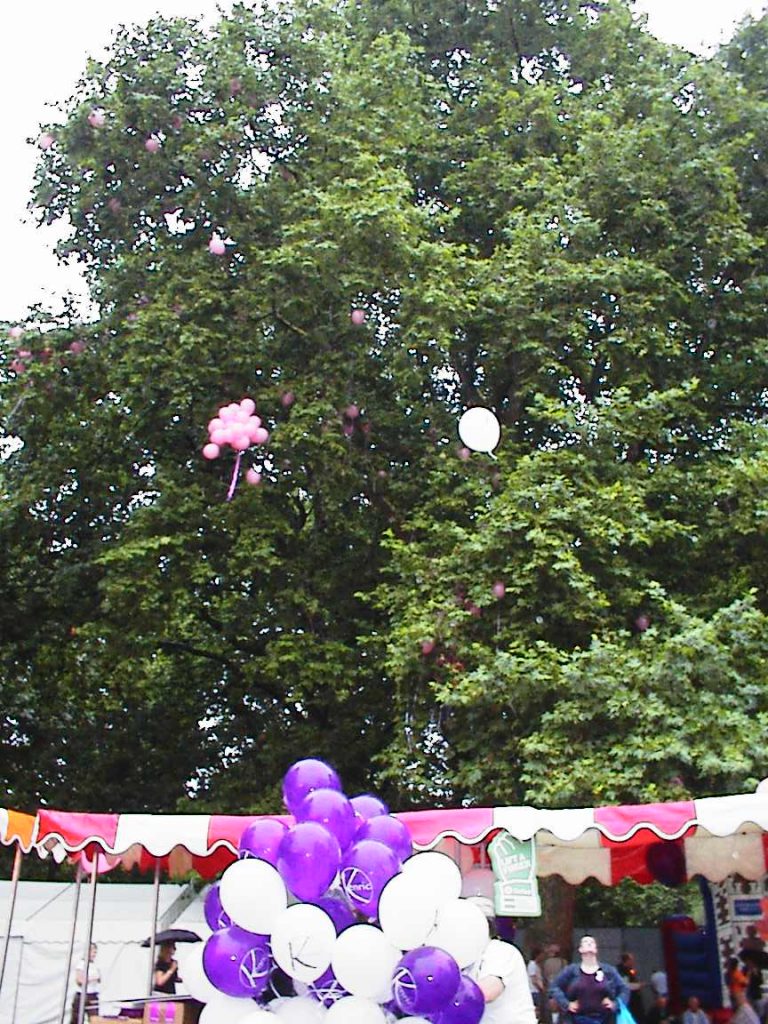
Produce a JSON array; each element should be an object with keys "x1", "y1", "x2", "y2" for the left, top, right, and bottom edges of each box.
[
  {"x1": 146, "y1": 859, "x2": 161, "y2": 998},
  {"x1": 58, "y1": 862, "x2": 83, "y2": 1024},
  {"x1": 0, "y1": 844, "x2": 23, "y2": 995},
  {"x1": 77, "y1": 857, "x2": 99, "y2": 1024}
]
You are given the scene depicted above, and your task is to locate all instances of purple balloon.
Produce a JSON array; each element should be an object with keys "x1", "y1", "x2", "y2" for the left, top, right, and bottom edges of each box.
[
  {"x1": 282, "y1": 758, "x2": 341, "y2": 814},
  {"x1": 350, "y1": 794, "x2": 389, "y2": 822},
  {"x1": 432, "y1": 975, "x2": 485, "y2": 1024},
  {"x1": 202, "y1": 925, "x2": 272, "y2": 999},
  {"x1": 357, "y1": 814, "x2": 413, "y2": 863},
  {"x1": 238, "y1": 818, "x2": 287, "y2": 866},
  {"x1": 296, "y1": 788, "x2": 356, "y2": 851},
  {"x1": 312, "y1": 894, "x2": 356, "y2": 933},
  {"x1": 277, "y1": 822, "x2": 341, "y2": 901},
  {"x1": 203, "y1": 882, "x2": 232, "y2": 932},
  {"x1": 307, "y1": 965, "x2": 349, "y2": 1007},
  {"x1": 340, "y1": 839, "x2": 401, "y2": 917},
  {"x1": 392, "y1": 946, "x2": 461, "y2": 1017}
]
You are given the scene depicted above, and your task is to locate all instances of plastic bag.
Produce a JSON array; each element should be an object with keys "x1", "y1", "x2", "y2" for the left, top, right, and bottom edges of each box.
[{"x1": 617, "y1": 999, "x2": 637, "y2": 1024}]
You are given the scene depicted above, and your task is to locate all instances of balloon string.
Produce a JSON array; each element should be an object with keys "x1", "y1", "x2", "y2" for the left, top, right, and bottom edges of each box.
[{"x1": 226, "y1": 451, "x2": 243, "y2": 501}]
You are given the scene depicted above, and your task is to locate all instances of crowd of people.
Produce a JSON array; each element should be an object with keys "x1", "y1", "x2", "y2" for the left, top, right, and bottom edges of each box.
[
  {"x1": 521, "y1": 931, "x2": 768, "y2": 1024},
  {"x1": 70, "y1": 928, "x2": 767, "y2": 1024}
]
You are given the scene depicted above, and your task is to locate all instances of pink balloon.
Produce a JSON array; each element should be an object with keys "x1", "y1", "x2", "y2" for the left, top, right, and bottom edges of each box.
[
  {"x1": 492, "y1": 581, "x2": 506, "y2": 599},
  {"x1": 218, "y1": 405, "x2": 234, "y2": 421},
  {"x1": 107, "y1": 197, "x2": 122, "y2": 214},
  {"x1": 234, "y1": 406, "x2": 250, "y2": 423},
  {"x1": 88, "y1": 110, "x2": 105, "y2": 128},
  {"x1": 253, "y1": 426, "x2": 269, "y2": 445},
  {"x1": 8, "y1": 326, "x2": 24, "y2": 341},
  {"x1": 245, "y1": 469, "x2": 262, "y2": 486},
  {"x1": 246, "y1": 419, "x2": 264, "y2": 442},
  {"x1": 240, "y1": 398, "x2": 256, "y2": 416},
  {"x1": 203, "y1": 443, "x2": 220, "y2": 460},
  {"x1": 38, "y1": 132, "x2": 54, "y2": 150},
  {"x1": 350, "y1": 309, "x2": 365, "y2": 325},
  {"x1": 226, "y1": 403, "x2": 240, "y2": 418},
  {"x1": 210, "y1": 428, "x2": 230, "y2": 446},
  {"x1": 10, "y1": 359, "x2": 26, "y2": 374},
  {"x1": 281, "y1": 391, "x2": 295, "y2": 408},
  {"x1": 345, "y1": 404, "x2": 359, "y2": 420},
  {"x1": 208, "y1": 417, "x2": 224, "y2": 433},
  {"x1": 231, "y1": 433, "x2": 250, "y2": 452},
  {"x1": 208, "y1": 235, "x2": 226, "y2": 256},
  {"x1": 69, "y1": 340, "x2": 86, "y2": 354},
  {"x1": 145, "y1": 135, "x2": 161, "y2": 153}
]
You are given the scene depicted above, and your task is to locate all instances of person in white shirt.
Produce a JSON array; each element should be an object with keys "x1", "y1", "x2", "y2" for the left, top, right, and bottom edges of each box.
[
  {"x1": 649, "y1": 971, "x2": 668, "y2": 1000},
  {"x1": 71, "y1": 942, "x2": 100, "y2": 1024},
  {"x1": 467, "y1": 897, "x2": 538, "y2": 1024},
  {"x1": 681, "y1": 995, "x2": 710, "y2": 1024},
  {"x1": 528, "y1": 947, "x2": 547, "y2": 1018}
]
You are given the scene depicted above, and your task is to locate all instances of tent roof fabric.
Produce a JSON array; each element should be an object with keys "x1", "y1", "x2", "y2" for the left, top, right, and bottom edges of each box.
[{"x1": 20, "y1": 790, "x2": 768, "y2": 885}]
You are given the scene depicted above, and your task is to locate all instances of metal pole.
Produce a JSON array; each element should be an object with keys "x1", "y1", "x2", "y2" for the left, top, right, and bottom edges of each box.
[
  {"x1": 77, "y1": 857, "x2": 99, "y2": 1024},
  {"x1": 146, "y1": 859, "x2": 161, "y2": 997},
  {"x1": 0, "y1": 845, "x2": 23, "y2": 995},
  {"x1": 59, "y1": 863, "x2": 83, "y2": 1024}
]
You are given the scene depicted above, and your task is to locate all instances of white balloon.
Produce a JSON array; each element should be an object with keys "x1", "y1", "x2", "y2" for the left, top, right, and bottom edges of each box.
[
  {"x1": 325, "y1": 995, "x2": 386, "y2": 1024},
  {"x1": 331, "y1": 924, "x2": 400, "y2": 1002},
  {"x1": 181, "y1": 942, "x2": 222, "y2": 1004},
  {"x1": 402, "y1": 851, "x2": 462, "y2": 901},
  {"x1": 271, "y1": 903, "x2": 336, "y2": 982},
  {"x1": 271, "y1": 995, "x2": 327, "y2": 1022},
  {"x1": 458, "y1": 406, "x2": 501, "y2": 453},
  {"x1": 426, "y1": 897, "x2": 490, "y2": 967},
  {"x1": 199, "y1": 994, "x2": 260, "y2": 1024},
  {"x1": 238, "y1": 1012, "x2": 279, "y2": 1024},
  {"x1": 398, "y1": 1019, "x2": 433, "y2": 1024},
  {"x1": 219, "y1": 857, "x2": 288, "y2": 934},
  {"x1": 377, "y1": 874, "x2": 439, "y2": 950}
]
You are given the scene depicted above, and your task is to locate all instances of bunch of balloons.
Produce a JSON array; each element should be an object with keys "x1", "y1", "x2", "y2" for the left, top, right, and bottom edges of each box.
[
  {"x1": 202, "y1": 398, "x2": 269, "y2": 500},
  {"x1": 181, "y1": 758, "x2": 492, "y2": 1024}
]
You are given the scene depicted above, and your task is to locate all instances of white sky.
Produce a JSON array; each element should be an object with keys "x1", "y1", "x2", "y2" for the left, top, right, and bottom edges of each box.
[{"x1": 1, "y1": 0, "x2": 766, "y2": 325}]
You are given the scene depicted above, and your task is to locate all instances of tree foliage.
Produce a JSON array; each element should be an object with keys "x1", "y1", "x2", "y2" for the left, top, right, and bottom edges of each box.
[{"x1": 1, "y1": 0, "x2": 767, "y2": 818}]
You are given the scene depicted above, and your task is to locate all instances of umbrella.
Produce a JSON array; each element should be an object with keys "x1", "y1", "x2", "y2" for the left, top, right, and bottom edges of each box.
[{"x1": 141, "y1": 928, "x2": 201, "y2": 947}]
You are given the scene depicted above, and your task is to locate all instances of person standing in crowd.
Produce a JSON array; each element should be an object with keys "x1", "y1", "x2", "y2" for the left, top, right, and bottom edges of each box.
[
  {"x1": 732, "y1": 987, "x2": 761, "y2": 1024},
  {"x1": 681, "y1": 995, "x2": 710, "y2": 1024},
  {"x1": 467, "y1": 896, "x2": 538, "y2": 1024},
  {"x1": 617, "y1": 951, "x2": 646, "y2": 1024},
  {"x1": 649, "y1": 969, "x2": 668, "y2": 1002},
  {"x1": 153, "y1": 941, "x2": 181, "y2": 994},
  {"x1": 550, "y1": 935, "x2": 630, "y2": 1024},
  {"x1": 646, "y1": 993, "x2": 674, "y2": 1024},
  {"x1": 528, "y1": 946, "x2": 547, "y2": 1019},
  {"x1": 71, "y1": 942, "x2": 100, "y2": 1024},
  {"x1": 726, "y1": 957, "x2": 749, "y2": 1007}
]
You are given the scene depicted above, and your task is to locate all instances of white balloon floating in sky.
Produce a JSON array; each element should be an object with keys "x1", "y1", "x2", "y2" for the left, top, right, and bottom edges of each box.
[{"x1": 458, "y1": 407, "x2": 501, "y2": 454}]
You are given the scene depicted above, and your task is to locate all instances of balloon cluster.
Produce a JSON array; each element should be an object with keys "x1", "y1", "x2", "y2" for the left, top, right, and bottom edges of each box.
[
  {"x1": 182, "y1": 758, "x2": 491, "y2": 1024},
  {"x1": 202, "y1": 398, "x2": 269, "y2": 500}
]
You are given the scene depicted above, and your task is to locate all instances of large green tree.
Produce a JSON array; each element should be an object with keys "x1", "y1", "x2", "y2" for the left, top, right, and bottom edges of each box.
[{"x1": 1, "y1": 0, "x2": 767, "y2": 817}]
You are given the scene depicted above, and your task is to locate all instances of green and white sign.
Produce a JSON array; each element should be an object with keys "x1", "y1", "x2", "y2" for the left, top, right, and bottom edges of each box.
[{"x1": 488, "y1": 831, "x2": 541, "y2": 917}]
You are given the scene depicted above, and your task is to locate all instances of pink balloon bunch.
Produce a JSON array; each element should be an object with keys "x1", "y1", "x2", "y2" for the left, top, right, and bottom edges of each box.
[{"x1": 202, "y1": 398, "x2": 269, "y2": 500}]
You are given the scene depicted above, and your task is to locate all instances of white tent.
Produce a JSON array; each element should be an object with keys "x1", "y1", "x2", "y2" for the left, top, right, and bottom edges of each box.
[{"x1": 0, "y1": 881, "x2": 211, "y2": 1024}]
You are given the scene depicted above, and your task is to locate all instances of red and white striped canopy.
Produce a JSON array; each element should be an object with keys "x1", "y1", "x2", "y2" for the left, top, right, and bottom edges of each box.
[{"x1": 5, "y1": 790, "x2": 765, "y2": 884}]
